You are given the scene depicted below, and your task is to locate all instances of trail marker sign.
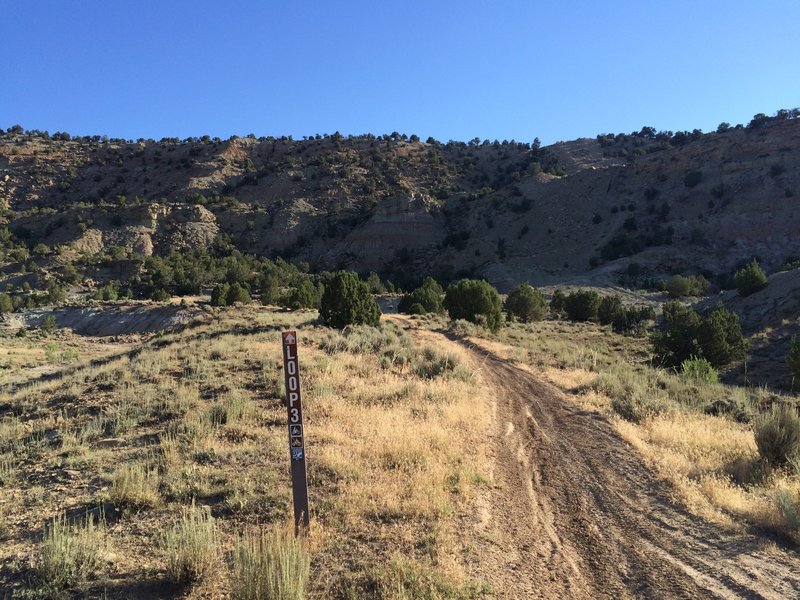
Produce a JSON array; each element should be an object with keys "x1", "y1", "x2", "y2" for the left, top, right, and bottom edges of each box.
[{"x1": 282, "y1": 330, "x2": 310, "y2": 533}]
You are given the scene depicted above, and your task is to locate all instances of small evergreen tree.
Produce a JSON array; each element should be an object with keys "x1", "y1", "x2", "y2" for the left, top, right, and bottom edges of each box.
[
  {"x1": 505, "y1": 283, "x2": 547, "y2": 322},
  {"x1": 564, "y1": 290, "x2": 600, "y2": 322},
  {"x1": 227, "y1": 282, "x2": 251, "y2": 305},
  {"x1": 443, "y1": 279, "x2": 502, "y2": 332},
  {"x1": 550, "y1": 289, "x2": 566, "y2": 318},
  {"x1": 211, "y1": 282, "x2": 230, "y2": 306},
  {"x1": 598, "y1": 295, "x2": 624, "y2": 325},
  {"x1": 733, "y1": 259, "x2": 767, "y2": 296},
  {"x1": 0, "y1": 292, "x2": 12, "y2": 314},
  {"x1": 398, "y1": 277, "x2": 444, "y2": 315},
  {"x1": 319, "y1": 271, "x2": 380, "y2": 329}
]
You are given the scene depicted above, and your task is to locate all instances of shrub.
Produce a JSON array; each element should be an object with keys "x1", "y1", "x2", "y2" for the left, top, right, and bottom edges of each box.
[
  {"x1": 443, "y1": 279, "x2": 502, "y2": 332},
  {"x1": 564, "y1": 290, "x2": 600, "y2": 322},
  {"x1": 227, "y1": 282, "x2": 251, "y2": 305},
  {"x1": 40, "y1": 314, "x2": 57, "y2": 333},
  {"x1": 652, "y1": 301, "x2": 745, "y2": 368},
  {"x1": 696, "y1": 306, "x2": 746, "y2": 366},
  {"x1": 211, "y1": 282, "x2": 231, "y2": 306},
  {"x1": 110, "y1": 463, "x2": 161, "y2": 510},
  {"x1": 163, "y1": 503, "x2": 219, "y2": 583},
  {"x1": 597, "y1": 295, "x2": 624, "y2": 325},
  {"x1": 754, "y1": 403, "x2": 800, "y2": 467},
  {"x1": 35, "y1": 513, "x2": 104, "y2": 593},
  {"x1": 684, "y1": 170, "x2": 703, "y2": 188},
  {"x1": 319, "y1": 271, "x2": 380, "y2": 329},
  {"x1": 231, "y1": 528, "x2": 310, "y2": 600},
  {"x1": 664, "y1": 274, "x2": 710, "y2": 298},
  {"x1": 789, "y1": 336, "x2": 800, "y2": 391},
  {"x1": 734, "y1": 259, "x2": 767, "y2": 296},
  {"x1": 505, "y1": 283, "x2": 547, "y2": 322},
  {"x1": 0, "y1": 293, "x2": 11, "y2": 314},
  {"x1": 398, "y1": 277, "x2": 443, "y2": 315},
  {"x1": 680, "y1": 357, "x2": 719, "y2": 383},
  {"x1": 280, "y1": 278, "x2": 322, "y2": 309},
  {"x1": 549, "y1": 289, "x2": 566, "y2": 318}
]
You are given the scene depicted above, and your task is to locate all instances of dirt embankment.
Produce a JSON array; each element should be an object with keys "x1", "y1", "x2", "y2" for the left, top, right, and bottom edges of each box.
[
  {"x1": 1, "y1": 303, "x2": 212, "y2": 336},
  {"x1": 411, "y1": 325, "x2": 800, "y2": 599}
]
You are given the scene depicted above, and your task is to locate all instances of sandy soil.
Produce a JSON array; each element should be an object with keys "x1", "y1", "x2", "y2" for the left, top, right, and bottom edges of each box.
[{"x1": 409, "y1": 324, "x2": 800, "y2": 599}]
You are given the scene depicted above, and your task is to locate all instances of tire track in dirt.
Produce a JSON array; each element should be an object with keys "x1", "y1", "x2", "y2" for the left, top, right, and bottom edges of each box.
[{"x1": 434, "y1": 329, "x2": 800, "y2": 599}]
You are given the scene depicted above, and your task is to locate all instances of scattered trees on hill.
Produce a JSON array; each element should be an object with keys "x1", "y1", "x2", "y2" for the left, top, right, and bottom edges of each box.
[
  {"x1": 443, "y1": 279, "x2": 502, "y2": 332},
  {"x1": 652, "y1": 301, "x2": 746, "y2": 368},
  {"x1": 505, "y1": 283, "x2": 547, "y2": 322},
  {"x1": 733, "y1": 259, "x2": 767, "y2": 296}
]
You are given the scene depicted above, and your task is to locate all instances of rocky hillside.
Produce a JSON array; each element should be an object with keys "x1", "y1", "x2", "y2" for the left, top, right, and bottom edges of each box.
[{"x1": 1, "y1": 112, "x2": 797, "y2": 290}]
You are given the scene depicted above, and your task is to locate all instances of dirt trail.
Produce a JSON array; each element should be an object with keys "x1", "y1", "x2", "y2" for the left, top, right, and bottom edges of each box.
[{"x1": 408, "y1": 323, "x2": 800, "y2": 599}]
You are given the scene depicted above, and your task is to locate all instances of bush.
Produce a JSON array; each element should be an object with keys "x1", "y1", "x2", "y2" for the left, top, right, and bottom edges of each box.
[
  {"x1": 734, "y1": 259, "x2": 767, "y2": 296},
  {"x1": 652, "y1": 301, "x2": 745, "y2": 368},
  {"x1": 696, "y1": 306, "x2": 747, "y2": 366},
  {"x1": 319, "y1": 271, "x2": 381, "y2": 329},
  {"x1": 163, "y1": 504, "x2": 219, "y2": 583},
  {"x1": 211, "y1": 282, "x2": 230, "y2": 306},
  {"x1": 398, "y1": 277, "x2": 443, "y2": 315},
  {"x1": 664, "y1": 274, "x2": 710, "y2": 298},
  {"x1": 598, "y1": 295, "x2": 624, "y2": 325},
  {"x1": 754, "y1": 403, "x2": 800, "y2": 467},
  {"x1": 680, "y1": 357, "x2": 719, "y2": 383},
  {"x1": 443, "y1": 279, "x2": 502, "y2": 332},
  {"x1": 684, "y1": 170, "x2": 703, "y2": 188},
  {"x1": 231, "y1": 528, "x2": 310, "y2": 600},
  {"x1": 227, "y1": 282, "x2": 251, "y2": 305},
  {"x1": 35, "y1": 513, "x2": 104, "y2": 593},
  {"x1": 504, "y1": 283, "x2": 547, "y2": 322},
  {"x1": 549, "y1": 289, "x2": 566, "y2": 318},
  {"x1": 280, "y1": 278, "x2": 322, "y2": 309},
  {"x1": 564, "y1": 290, "x2": 600, "y2": 322},
  {"x1": 40, "y1": 314, "x2": 57, "y2": 333},
  {"x1": 0, "y1": 293, "x2": 11, "y2": 314},
  {"x1": 789, "y1": 336, "x2": 800, "y2": 391}
]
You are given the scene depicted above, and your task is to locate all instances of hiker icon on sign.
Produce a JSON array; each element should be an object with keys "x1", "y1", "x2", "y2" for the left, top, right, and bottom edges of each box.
[
  {"x1": 291, "y1": 447, "x2": 304, "y2": 461},
  {"x1": 290, "y1": 425, "x2": 302, "y2": 437}
]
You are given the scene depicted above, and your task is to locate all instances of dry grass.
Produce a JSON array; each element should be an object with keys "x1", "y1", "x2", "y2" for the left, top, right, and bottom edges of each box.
[
  {"x1": 0, "y1": 307, "x2": 491, "y2": 597},
  {"x1": 231, "y1": 526, "x2": 310, "y2": 600},
  {"x1": 163, "y1": 503, "x2": 219, "y2": 583}
]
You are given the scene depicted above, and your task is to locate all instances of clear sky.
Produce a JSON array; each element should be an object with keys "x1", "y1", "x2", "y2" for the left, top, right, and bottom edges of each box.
[{"x1": 2, "y1": 1, "x2": 799, "y2": 144}]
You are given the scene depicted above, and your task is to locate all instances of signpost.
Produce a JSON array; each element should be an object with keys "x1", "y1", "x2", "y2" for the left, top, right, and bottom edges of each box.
[{"x1": 281, "y1": 331, "x2": 310, "y2": 534}]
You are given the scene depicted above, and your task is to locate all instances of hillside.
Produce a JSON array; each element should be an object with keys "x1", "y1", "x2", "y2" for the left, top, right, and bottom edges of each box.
[{"x1": 1, "y1": 112, "x2": 798, "y2": 290}]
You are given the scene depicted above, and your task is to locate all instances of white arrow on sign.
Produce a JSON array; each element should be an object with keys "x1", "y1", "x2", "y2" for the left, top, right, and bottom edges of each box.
[{"x1": 284, "y1": 332, "x2": 296, "y2": 345}]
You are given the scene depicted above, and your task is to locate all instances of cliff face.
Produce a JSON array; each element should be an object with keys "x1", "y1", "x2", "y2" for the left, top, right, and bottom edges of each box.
[{"x1": 0, "y1": 117, "x2": 798, "y2": 288}]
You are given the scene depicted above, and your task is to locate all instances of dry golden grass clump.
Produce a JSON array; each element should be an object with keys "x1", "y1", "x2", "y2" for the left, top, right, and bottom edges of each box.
[{"x1": 0, "y1": 308, "x2": 491, "y2": 597}]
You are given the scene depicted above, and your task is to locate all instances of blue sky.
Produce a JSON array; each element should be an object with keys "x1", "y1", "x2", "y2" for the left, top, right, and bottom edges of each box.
[{"x1": 2, "y1": 1, "x2": 799, "y2": 144}]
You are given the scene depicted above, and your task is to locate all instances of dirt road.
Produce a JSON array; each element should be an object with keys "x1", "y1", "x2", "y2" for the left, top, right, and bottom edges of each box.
[{"x1": 440, "y1": 331, "x2": 800, "y2": 599}]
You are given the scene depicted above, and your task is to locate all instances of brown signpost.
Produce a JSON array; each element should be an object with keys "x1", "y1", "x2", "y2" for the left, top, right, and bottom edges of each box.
[{"x1": 282, "y1": 330, "x2": 310, "y2": 534}]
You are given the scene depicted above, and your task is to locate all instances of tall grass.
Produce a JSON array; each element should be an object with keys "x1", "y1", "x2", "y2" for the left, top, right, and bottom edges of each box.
[
  {"x1": 230, "y1": 527, "x2": 310, "y2": 600},
  {"x1": 35, "y1": 513, "x2": 104, "y2": 592},
  {"x1": 163, "y1": 503, "x2": 219, "y2": 583},
  {"x1": 109, "y1": 462, "x2": 161, "y2": 509}
]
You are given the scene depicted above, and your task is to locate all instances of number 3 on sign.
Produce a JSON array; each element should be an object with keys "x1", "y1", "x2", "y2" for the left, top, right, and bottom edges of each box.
[{"x1": 290, "y1": 408, "x2": 299, "y2": 422}]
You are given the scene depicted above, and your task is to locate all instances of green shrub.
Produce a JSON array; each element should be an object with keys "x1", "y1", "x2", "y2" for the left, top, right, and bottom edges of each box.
[
  {"x1": 280, "y1": 278, "x2": 322, "y2": 309},
  {"x1": 40, "y1": 314, "x2": 57, "y2": 333},
  {"x1": 680, "y1": 357, "x2": 719, "y2": 383},
  {"x1": 733, "y1": 259, "x2": 767, "y2": 296},
  {"x1": 564, "y1": 290, "x2": 600, "y2": 322},
  {"x1": 684, "y1": 170, "x2": 703, "y2": 188},
  {"x1": 230, "y1": 528, "x2": 310, "y2": 600},
  {"x1": 0, "y1": 293, "x2": 12, "y2": 314},
  {"x1": 597, "y1": 295, "x2": 624, "y2": 325},
  {"x1": 664, "y1": 274, "x2": 710, "y2": 298},
  {"x1": 443, "y1": 279, "x2": 502, "y2": 332},
  {"x1": 789, "y1": 336, "x2": 800, "y2": 391},
  {"x1": 211, "y1": 282, "x2": 230, "y2": 306},
  {"x1": 505, "y1": 283, "x2": 547, "y2": 322},
  {"x1": 398, "y1": 277, "x2": 443, "y2": 315},
  {"x1": 227, "y1": 282, "x2": 251, "y2": 305},
  {"x1": 754, "y1": 403, "x2": 800, "y2": 467},
  {"x1": 407, "y1": 302, "x2": 426, "y2": 315},
  {"x1": 320, "y1": 271, "x2": 381, "y2": 329},
  {"x1": 549, "y1": 289, "x2": 566, "y2": 318},
  {"x1": 652, "y1": 301, "x2": 745, "y2": 368}
]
